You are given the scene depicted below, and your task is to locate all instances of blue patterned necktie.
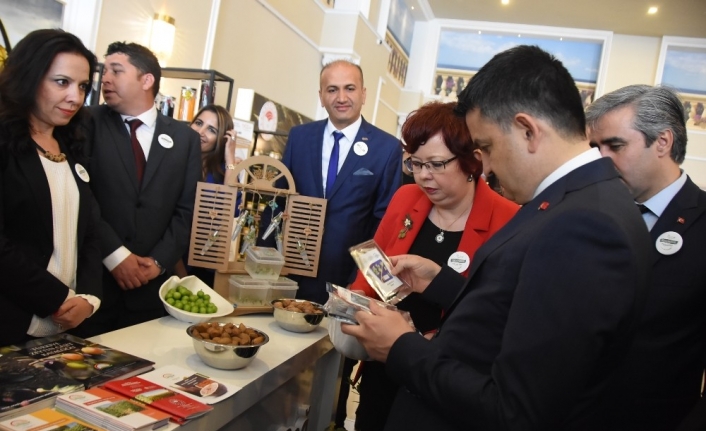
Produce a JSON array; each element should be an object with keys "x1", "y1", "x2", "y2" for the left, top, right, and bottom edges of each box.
[{"x1": 326, "y1": 131, "x2": 344, "y2": 198}]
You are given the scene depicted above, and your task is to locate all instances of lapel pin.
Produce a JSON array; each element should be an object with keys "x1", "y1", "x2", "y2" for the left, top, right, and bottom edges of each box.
[
  {"x1": 398, "y1": 214, "x2": 413, "y2": 239},
  {"x1": 362, "y1": 136, "x2": 368, "y2": 141},
  {"x1": 539, "y1": 201, "x2": 550, "y2": 211},
  {"x1": 677, "y1": 217, "x2": 685, "y2": 224}
]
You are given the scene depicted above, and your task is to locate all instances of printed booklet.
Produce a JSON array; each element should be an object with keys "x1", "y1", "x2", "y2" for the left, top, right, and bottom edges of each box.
[
  {"x1": 103, "y1": 376, "x2": 212, "y2": 424},
  {"x1": 138, "y1": 365, "x2": 239, "y2": 405}
]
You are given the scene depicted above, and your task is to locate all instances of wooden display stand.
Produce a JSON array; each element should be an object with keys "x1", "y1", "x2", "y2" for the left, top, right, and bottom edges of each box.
[{"x1": 187, "y1": 156, "x2": 326, "y2": 315}]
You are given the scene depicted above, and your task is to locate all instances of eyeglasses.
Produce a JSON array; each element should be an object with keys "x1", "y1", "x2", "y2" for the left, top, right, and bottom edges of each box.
[{"x1": 404, "y1": 156, "x2": 458, "y2": 174}]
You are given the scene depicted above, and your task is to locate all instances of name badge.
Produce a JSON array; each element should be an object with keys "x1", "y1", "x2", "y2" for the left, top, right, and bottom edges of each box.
[
  {"x1": 354, "y1": 141, "x2": 368, "y2": 156},
  {"x1": 655, "y1": 231, "x2": 683, "y2": 255},
  {"x1": 74, "y1": 163, "x2": 90, "y2": 182},
  {"x1": 158, "y1": 134, "x2": 174, "y2": 148},
  {"x1": 447, "y1": 251, "x2": 470, "y2": 273}
]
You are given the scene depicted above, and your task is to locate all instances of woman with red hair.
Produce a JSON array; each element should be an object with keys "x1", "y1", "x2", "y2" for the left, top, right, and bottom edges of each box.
[{"x1": 349, "y1": 101, "x2": 518, "y2": 431}]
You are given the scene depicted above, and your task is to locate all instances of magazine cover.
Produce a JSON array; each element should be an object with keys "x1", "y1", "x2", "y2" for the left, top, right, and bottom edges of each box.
[
  {"x1": 103, "y1": 377, "x2": 212, "y2": 423},
  {"x1": 56, "y1": 388, "x2": 170, "y2": 431},
  {"x1": 0, "y1": 334, "x2": 154, "y2": 416},
  {"x1": 0, "y1": 407, "x2": 106, "y2": 431},
  {"x1": 139, "y1": 365, "x2": 239, "y2": 405}
]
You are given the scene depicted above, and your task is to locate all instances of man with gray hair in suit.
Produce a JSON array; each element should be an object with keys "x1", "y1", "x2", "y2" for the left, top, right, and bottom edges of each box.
[{"x1": 586, "y1": 84, "x2": 706, "y2": 431}]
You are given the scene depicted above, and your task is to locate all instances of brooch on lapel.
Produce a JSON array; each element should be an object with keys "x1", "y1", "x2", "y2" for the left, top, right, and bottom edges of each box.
[
  {"x1": 538, "y1": 201, "x2": 550, "y2": 211},
  {"x1": 398, "y1": 214, "x2": 413, "y2": 239}
]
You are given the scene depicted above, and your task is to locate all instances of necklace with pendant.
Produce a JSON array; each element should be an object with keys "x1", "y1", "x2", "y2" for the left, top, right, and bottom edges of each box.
[{"x1": 434, "y1": 206, "x2": 470, "y2": 243}]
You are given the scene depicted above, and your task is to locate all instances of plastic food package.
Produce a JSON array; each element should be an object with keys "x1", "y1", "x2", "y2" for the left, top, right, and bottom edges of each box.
[
  {"x1": 349, "y1": 239, "x2": 410, "y2": 304},
  {"x1": 323, "y1": 283, "x2": 415, "y2": 329}
]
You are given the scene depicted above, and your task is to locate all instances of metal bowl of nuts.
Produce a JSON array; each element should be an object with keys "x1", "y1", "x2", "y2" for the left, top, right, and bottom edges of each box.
[
  {"x1": 271, "y1": 299, "x2": 325, "y2": 333},
  {"x1": 186, "y1": 322, "x2": 269, "y2": 370}
]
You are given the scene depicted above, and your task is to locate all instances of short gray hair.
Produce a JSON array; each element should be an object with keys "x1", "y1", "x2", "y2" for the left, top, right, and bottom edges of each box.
[{"x1": 586, "y1": 85, "x2": 687, "y2": 164}]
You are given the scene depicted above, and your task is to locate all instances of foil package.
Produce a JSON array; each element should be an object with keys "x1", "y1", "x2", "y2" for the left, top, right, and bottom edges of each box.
[{"x1": 349, "y1": 239, "x2": 410, "y2": 304}]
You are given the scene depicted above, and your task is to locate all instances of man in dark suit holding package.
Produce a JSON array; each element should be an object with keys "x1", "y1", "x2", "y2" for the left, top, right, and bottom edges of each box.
[
  {"x1": 82, "y1": 42, "x2": 201, "y2": 335},
  {"x1": 587, "y1": 85, "x2": 706, "y2": 431},
  {"x1": 342, "y1": 45, "x2": 653, "y2": 431}
]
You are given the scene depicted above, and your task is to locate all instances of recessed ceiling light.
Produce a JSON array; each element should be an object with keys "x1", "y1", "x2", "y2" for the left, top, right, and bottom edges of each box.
[
  {"x1": 478, "y1": 30, "x2": 482, "y2": 34},
  {"x1": 518, "y1": 34, "x2": 521, "y2": 37},
  {"x1": 560, "y1": 37, "x2": 563, "y2": 41},
  {"x1": 411, "y1": 6, "x2": 415, "y2": 10},
  {"x1": 648, "y1": 6, "x2": 658, "y2": 14},
  {"x1": 502, "y1": 0, "x2": 510, "y2": 4}
]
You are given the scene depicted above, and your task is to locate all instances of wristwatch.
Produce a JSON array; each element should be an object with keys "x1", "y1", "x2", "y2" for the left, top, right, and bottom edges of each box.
[
  {"x1": 226, "y1": 163, "x2": 236, "y2": 170},
  {"x1": 152, "y1": 257, "x2": 166, "y2": 275}
]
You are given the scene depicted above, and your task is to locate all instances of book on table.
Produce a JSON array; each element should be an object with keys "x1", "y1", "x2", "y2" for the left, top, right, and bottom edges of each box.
[
  {"x1": 138, "y1": 365, "x2": 240, "y2": 405},
  {"x1": 55, "y1": 387, "x2": 170, "y2": 431},
  {"x1": 103, "y1": 376, "x2": 212, "y2": 424},
  {"x1": 0, "y1": 334, "x2": 154, "y2": 418},
  {"x1": 0, "y1": 407, "x2": 107, "y2": 431}
]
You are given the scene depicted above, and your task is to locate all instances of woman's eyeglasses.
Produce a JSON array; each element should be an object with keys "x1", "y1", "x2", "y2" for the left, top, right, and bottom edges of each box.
[{"x1": 404, "y1": 156, "x2": 457, "y2": 174}]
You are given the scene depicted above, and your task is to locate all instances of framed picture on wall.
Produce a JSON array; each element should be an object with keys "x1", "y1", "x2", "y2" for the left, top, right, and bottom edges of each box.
[
  {"x1": 427, "y1": 22, "x2": 611, "y2": 103},
  {"x1": 656, "y1": 36, "x2": 706, "y2": 135},
  {"x1": 250, "y1": 93, "x2": 313, "y2": 160},
  {"x1": 0, "y1": 0, "x2": 63, "y2": 48}
]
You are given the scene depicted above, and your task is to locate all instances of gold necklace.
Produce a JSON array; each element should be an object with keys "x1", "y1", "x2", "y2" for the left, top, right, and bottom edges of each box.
[
  {"x1": 434, "y1": 206, "x2": 470, "y2": 243},
  {"x1": 33, "y1": 140, "x2": 66, "y2": 163}
]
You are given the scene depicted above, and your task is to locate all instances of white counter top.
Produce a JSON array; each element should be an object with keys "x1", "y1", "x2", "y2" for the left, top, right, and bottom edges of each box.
[{"x1": 89, "y1": 315, "x2": 339, "y2": 431}]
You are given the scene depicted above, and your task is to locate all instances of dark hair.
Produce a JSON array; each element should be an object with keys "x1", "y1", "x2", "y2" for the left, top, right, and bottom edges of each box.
[
  {"x1": 105, "y1": 41, "x2": 161, "y2": 97},
  {"x1": 191, "y1": 104, "x2": 234, "y2": 183},
  {"x1": 402, "y1": 101, "x2": 482, "y2": 179},
  {"x1": 0, "y1": 28, "x2": 97, "y2": 157},
  {"x1": 585, "y1": 85, "x2": 687, "y2": 164},
  {"x1": 455, "y1": 45, "x2": 586, "y2": 141},
  {"x1": 320, "y1": 59, "x2": 364, "y2": 86}
]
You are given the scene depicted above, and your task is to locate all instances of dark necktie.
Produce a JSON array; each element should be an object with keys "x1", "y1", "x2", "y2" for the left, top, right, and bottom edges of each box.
[
  {"x1": 126, "y1": 119, "x2": 146, "y2": 183},
  {"x1": 326, "y1": 131, "x2": 343, "y2": 198},
  {"x1": 637, "y1": 203, "x2": 651, "y2": 215}
]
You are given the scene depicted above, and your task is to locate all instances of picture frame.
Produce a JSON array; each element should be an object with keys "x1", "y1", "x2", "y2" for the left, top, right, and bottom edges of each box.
[
  {"x1": 423, "y1": 20, "x2": 612, "y2": 103},
  {"x1": 655, "y1": 36, "x2": 706, "y2": 135}
]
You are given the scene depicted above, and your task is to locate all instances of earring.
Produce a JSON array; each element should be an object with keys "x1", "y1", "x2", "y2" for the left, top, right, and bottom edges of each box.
[{"x1": 467, "y1": 176, "x2": 474, "y2": 182}]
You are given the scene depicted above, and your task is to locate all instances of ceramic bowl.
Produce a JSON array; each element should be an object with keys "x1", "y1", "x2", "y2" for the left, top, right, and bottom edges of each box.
[{"x1": 159, "y1": 275, "x2": 234, "y2": 324}]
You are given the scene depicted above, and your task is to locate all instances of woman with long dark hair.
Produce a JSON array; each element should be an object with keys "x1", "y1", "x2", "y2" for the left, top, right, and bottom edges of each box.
[{"x1": 0, "y1": 29, "x2": 102, "y2": 345}]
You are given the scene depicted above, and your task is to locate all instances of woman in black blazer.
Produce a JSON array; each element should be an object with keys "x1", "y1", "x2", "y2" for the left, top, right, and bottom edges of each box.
[{"x1": 0, "y1": 29, "x2": 102, "y2": 346}]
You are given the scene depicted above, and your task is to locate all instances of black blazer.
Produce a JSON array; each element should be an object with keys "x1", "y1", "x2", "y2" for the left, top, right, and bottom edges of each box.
[
  {"x1": 84, "y1": 106, "x2": 201, "y2": 311},
  {"x1": 384, "y1": 158, "x2": 653, "y2": 431},
  {"x1": 0, "y1": 135, "x2": 102, "y2": 346},
  {"x1": 619, "y1": 176, "x2": 706, "y2": 431}
]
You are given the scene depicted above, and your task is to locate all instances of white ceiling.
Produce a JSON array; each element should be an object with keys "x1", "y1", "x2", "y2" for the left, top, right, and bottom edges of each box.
[{"x1": 410, "y1": 0, "x2": 706, "y2": 39}]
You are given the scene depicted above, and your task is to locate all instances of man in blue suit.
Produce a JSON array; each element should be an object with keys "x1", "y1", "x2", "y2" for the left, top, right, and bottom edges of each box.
[
  {"x1": 281, "y1": 59, "x2": 402, "y2": 430},
  {"x1": 281, "y1": 59, "x2": 402, "y2": 304},
  {"x1": 587, "y1": 85, "x2": 706, "y2": 431}
]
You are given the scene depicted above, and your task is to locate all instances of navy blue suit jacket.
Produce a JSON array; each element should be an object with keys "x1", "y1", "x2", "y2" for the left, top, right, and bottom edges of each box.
[
  {"x1": 281, "y1": 118, "x2": 402, "y2": 303},
  {"x1": 621, "y1": 176, "x2": 706, "y2": 431},
  {"x1": 384, "y1": 158, "x2": 653, "y2": 431}
]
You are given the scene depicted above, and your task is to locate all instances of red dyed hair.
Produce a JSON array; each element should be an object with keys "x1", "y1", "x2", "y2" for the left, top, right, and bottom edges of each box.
[{"x1": 401, "y1": 101, "x2": 482, "y2": 179}]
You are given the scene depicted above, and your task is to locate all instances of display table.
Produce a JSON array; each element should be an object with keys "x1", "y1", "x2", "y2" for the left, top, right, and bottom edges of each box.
[{"x1": 89, "y1": 315, "x2": 340, "y2": 431}]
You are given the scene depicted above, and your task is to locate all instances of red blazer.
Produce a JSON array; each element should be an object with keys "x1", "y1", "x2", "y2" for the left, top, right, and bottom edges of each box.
[{"x1": 351, "y1": 180, "x2": 519, "y2": 298}]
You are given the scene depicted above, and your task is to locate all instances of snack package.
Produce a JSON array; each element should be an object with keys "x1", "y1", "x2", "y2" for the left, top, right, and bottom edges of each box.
[
  {"x1": 349, "y1": 239, "x2": 410, "y2": 304},
  {"x1": 323, "y1": 283, "x2": 415, "y2": 330}
]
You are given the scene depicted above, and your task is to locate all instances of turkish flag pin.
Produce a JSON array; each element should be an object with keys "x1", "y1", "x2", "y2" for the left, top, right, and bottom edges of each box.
[
  {"x1": 539, "y1": 202, "x2": 550, "y2": 211},
  {"x1": 677, "y1": 217, "x2": 685, "y2": 224}
]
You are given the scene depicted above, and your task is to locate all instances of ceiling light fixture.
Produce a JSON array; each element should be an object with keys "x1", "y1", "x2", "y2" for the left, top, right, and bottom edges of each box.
[
  {"x1": 647, "y1": 6, "x2": 658, "y2": 14},
  {"x1": 478, "y1": 30, "x2": 482, "y2": 34},
  {"x1": 502, "y1": 0, "x2": 510, "y2": 5},
  {"x1": 517, "y1": 34, "x2": 521, "y2": 37},
  {"x1": 411, "y1": 6, "x2": 415, "y2": 9}
]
